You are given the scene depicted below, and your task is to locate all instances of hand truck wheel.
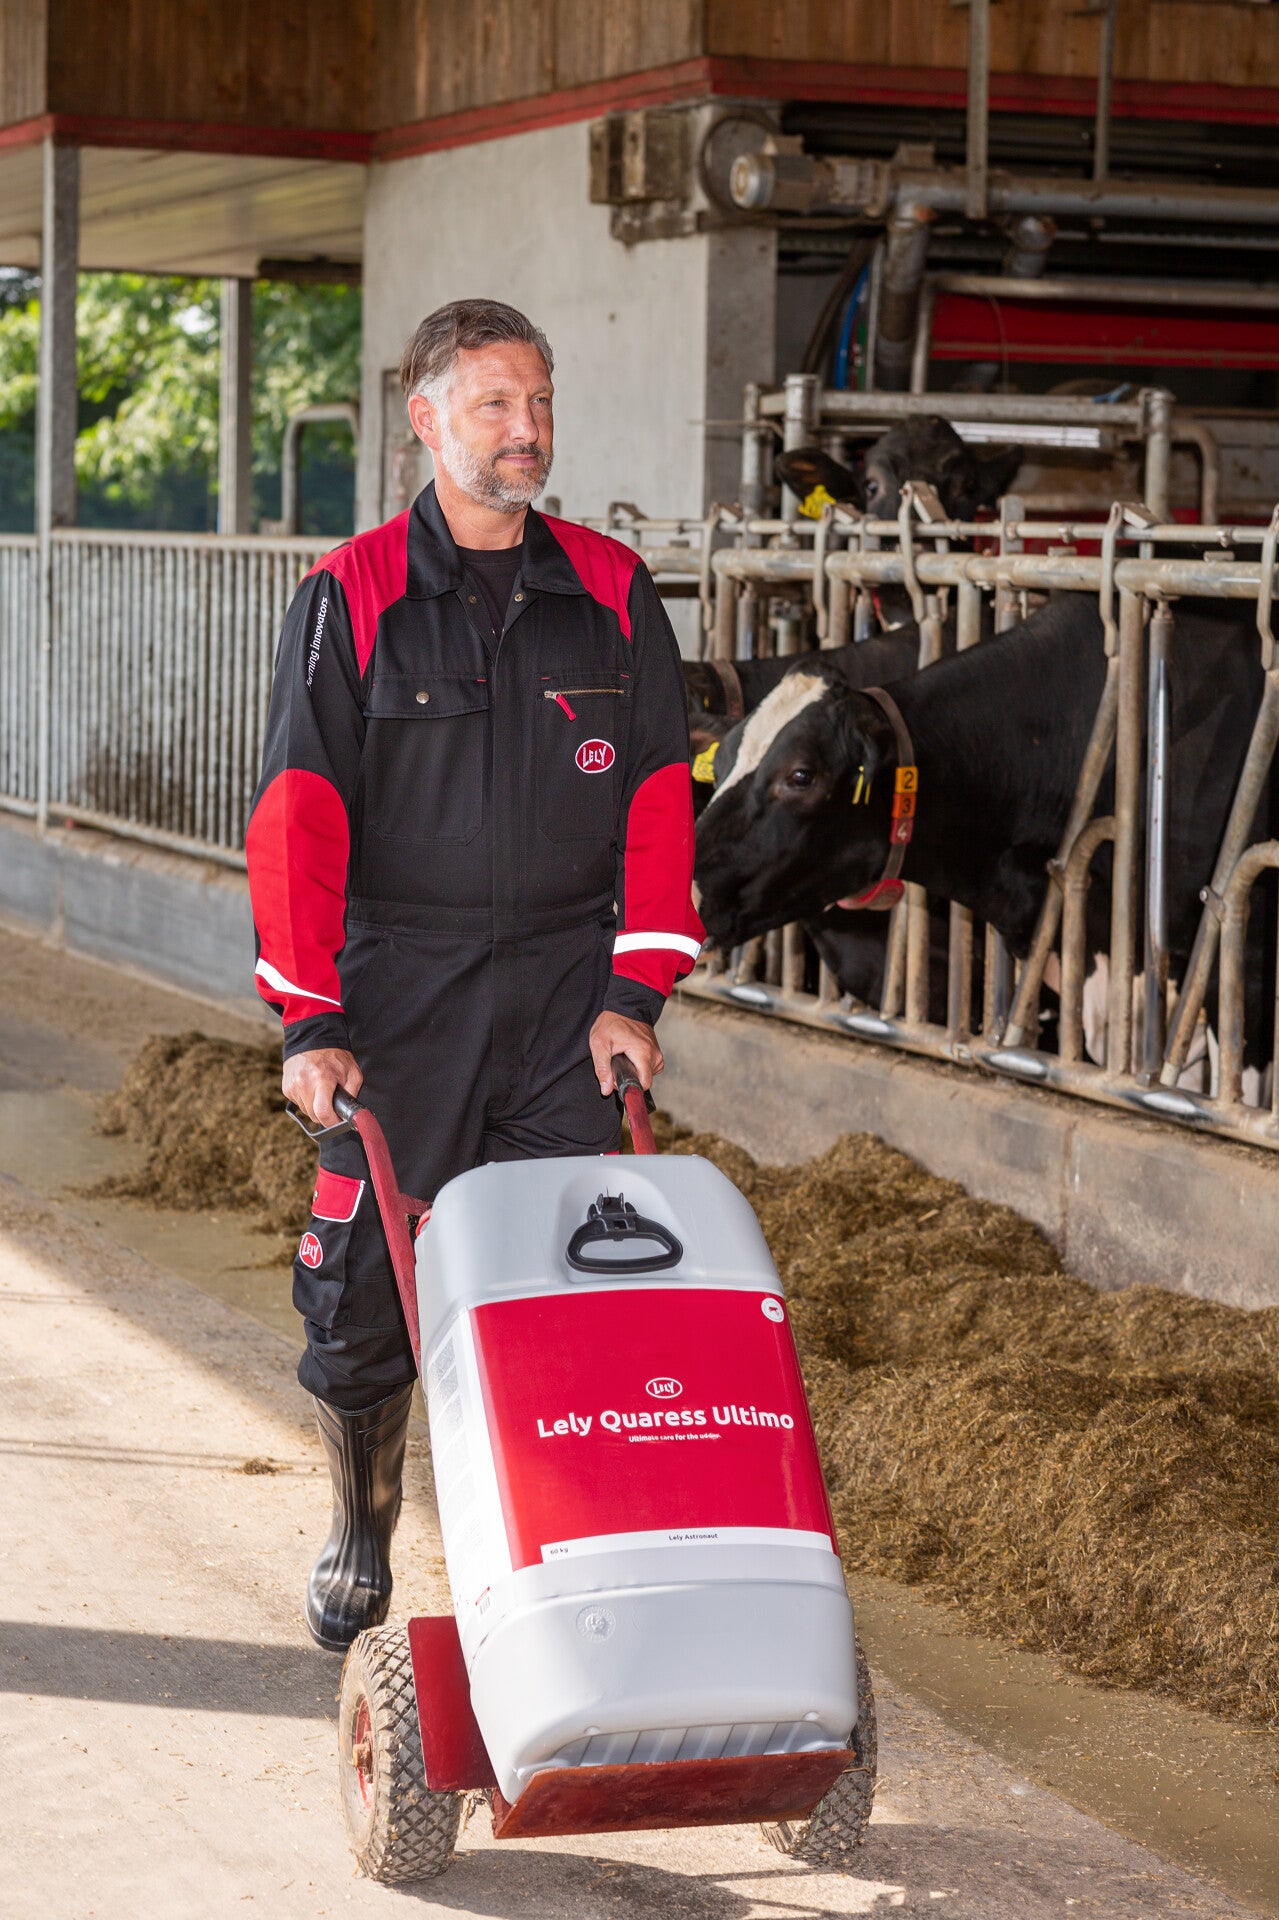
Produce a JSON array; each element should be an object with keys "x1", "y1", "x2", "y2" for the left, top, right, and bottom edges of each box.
[
  {"x1": 338, "y1": 1623, "x2": 462, "y2": 1882},
  {"x1": 761, "y1": 1633, "x2": 878, "y2": 1866}
]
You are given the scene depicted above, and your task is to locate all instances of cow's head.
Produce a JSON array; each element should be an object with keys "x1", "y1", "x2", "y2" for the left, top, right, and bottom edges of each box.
[
  {"x1": 695, "y1": 667, "x2": 901, "y2": 948},
  {"x1": 774, "y1": 447, "x2": 864, "y2": 514},
  {"x1": 863, "y1": 417, "x2": 1023, "y2": 521}
]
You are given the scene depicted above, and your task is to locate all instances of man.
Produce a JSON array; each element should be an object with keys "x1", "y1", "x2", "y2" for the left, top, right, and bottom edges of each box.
[{"x1": 245, "y1": 299, "x2": 702, "y2": 1651}]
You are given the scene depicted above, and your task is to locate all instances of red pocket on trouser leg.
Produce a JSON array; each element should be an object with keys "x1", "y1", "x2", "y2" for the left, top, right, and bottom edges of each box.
[{"x1": 293, "y1": 1171, "x2": 367, "y2": 1329}]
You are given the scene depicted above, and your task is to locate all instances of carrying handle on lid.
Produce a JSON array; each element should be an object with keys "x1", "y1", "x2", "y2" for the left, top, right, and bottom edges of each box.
[{"x1": 566, "y1": 1193, "x2": 683, "y2": 1275}]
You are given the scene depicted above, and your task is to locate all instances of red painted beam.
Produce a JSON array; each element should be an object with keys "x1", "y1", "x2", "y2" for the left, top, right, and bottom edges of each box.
[
  {"x1": 2, "y1": 58, "x2": 1279, "y2": 169},
  {"x1": 932, "y1": 293, "x2": 1279, "y2": 371}
]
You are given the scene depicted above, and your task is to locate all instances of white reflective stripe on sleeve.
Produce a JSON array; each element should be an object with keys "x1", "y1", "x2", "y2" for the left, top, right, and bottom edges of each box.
[
  {"x1": 613, "y1": 931, "x2": 703, "y2": 961},
  {"x1": 254, "y1": 958, "x2": 344, "y2": 1008}
]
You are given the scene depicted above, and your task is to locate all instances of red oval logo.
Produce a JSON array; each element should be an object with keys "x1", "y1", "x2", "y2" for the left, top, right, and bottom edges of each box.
[
  {"x1": 575, "y1": 739, "x2": 616, "y2": 774},
  {"x1": 298, "y1": 1231, "x2": 324, "y2": 1269}
]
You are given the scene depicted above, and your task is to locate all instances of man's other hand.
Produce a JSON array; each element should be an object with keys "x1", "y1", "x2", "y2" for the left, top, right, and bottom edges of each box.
[
  {"x1": 589, "y1": 1013, "x2": 663, "y2": 1096},
  {"x1": 283, "y1": 1048, "x2": 363, "y2": 1128}
]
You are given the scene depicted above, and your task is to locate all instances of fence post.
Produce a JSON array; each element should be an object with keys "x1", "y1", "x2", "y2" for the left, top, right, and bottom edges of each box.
[
  {"x1": 1106, "y1": 587, "x2": 1146, "y2": 1074},
  {"x1": 34, "y1": 140, "x2": 79, "y2": 833}
]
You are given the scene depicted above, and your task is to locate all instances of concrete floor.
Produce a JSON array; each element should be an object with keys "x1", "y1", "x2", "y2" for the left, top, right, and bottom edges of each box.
[{"x1": 1, "y1": 922, "x2": 1276, "y2": 1918}]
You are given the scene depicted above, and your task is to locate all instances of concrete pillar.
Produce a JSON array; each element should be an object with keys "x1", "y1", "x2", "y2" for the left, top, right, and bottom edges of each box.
[
  {"x1": 218, "y1": 277, "x2": 253, "y2": 534},
  {"x1": 35, "y1": 139, "x2": 78, "y2": 833},
  {"x1": 35, "y1": 140, "x2": 79, "y2": 538},
  {"x1": 703, "y1": 225, "x2": 777, "y2": 509}
]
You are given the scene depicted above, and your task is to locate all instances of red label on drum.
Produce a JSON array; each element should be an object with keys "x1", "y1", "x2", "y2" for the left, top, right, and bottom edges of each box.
[
  {"x1": 468, "y1": 1288, "x2": 835, "y2": 1571},
  {"x1": 298, "y1": 1231, "x2": 324, "y2": 1269},
  {"x1": 575, "y1": 739, "x2": 615, "y2": 774}
]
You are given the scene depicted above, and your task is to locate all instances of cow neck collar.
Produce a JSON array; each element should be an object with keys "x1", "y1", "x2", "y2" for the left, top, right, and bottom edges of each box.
[{"x1": 837, "y1": 685, "x2": 919, "y2": 912}]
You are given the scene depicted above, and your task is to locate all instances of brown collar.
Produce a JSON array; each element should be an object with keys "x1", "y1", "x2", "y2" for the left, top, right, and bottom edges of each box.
[{"x1": 836, "y1": 685, "x2": 919, "y2": 912}]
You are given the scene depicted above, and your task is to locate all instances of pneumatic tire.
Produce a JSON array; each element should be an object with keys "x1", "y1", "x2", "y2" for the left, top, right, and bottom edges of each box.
[
  {"x1": 338, "y1": 1624, "x2": 461, "y2": 1882},
  {"x1": 761, "y1": 1633, "x2": 878, "y2": 1866}
]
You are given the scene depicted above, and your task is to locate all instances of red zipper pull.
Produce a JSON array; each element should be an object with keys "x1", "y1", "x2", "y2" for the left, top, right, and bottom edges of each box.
[{"x1": 554, "y1": 693, "x2": 577, "y2": 720}]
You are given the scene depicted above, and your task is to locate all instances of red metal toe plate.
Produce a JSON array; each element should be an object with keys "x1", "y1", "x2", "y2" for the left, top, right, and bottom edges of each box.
[
  {"x1": 406, "y1": 1615, "x2": 497, "y2": 1792},
  {"x1": 490, "y1": 1746, "x2": 851, "y2": 1839}
]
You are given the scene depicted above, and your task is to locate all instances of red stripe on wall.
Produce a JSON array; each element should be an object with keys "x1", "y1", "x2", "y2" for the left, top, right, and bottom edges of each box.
[{"x1": 932, "y1": 294, "x2": 1279, "y2": 371}]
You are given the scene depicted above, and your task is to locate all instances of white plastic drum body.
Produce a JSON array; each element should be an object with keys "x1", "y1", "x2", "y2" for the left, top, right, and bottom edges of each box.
[{"x1": 416, "y1": 1153, "x2": 857, "y2": 1806}]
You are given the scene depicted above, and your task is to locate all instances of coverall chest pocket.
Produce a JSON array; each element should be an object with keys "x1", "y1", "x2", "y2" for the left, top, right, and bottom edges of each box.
[
  {"x1": 536, "y1": 669, "x2": 628, "y2": 843},
  {"x1": 363, "y1": 673, "x2": 489, "y2": 844}
]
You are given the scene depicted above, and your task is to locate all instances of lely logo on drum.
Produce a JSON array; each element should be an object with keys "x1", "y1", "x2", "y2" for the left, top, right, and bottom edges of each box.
[
  {"x1": 645, "y1": 1376, "x2": 682, "y2": 1400},
  {"x1": 575, "y1": 739, "x2": 615, "y2": 774}
]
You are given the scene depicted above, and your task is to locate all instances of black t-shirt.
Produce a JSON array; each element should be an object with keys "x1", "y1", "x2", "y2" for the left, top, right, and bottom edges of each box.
[{"x1": 458, "y1": 543, "x2": 522, "y2": 648}]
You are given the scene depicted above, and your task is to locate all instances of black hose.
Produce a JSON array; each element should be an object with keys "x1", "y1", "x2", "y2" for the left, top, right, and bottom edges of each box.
[{"x1": 800, "y1": 240, "x2": 875, "y2": 379}]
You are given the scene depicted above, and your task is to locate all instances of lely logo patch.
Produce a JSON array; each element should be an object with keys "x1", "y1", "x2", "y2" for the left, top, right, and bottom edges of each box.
[
  {"x1": 298, "y1": 1232, "x2": 324, "y2": 1269},
  {"x1": 576, "y1": 739, "x2": 615, "y2": 774},
  {"x1": 646, "y1": 1376, "x2": 682, "y2": 1400}
]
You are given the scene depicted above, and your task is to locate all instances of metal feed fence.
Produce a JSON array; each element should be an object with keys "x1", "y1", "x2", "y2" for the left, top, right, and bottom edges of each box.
[
  {"x1": 0, "y1": 529, "x2": 329, "y2": 866},
  {"x1": 673, "y1": 490, "x2": 1279, "y2": 1155}
]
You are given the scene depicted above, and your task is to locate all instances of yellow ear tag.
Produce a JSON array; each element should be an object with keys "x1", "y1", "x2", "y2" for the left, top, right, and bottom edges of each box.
[
  {"x1": 691, "y1": 740, "x2": 721, "y2": 785},
  {"x1": 799, "y1": 483, "x2": 836, "y2": 521}
]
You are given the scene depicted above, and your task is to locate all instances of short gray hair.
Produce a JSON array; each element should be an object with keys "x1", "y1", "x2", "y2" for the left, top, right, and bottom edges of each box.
[{"x1": 399, "y1": 299, "x2": 554, "y2": 402}]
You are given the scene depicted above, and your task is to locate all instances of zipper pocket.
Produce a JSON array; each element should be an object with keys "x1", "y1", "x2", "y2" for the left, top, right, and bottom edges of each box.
[{"x1": 544, "y1": 686, "x2": 625, "y2": 720}]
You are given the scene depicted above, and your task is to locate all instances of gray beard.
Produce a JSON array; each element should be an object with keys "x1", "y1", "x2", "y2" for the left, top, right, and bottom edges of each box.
[{"x1": 435, "y1": 416, "x2": 553, "y2": 513}]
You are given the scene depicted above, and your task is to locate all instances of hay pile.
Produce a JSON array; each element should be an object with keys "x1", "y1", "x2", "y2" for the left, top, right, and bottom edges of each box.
[
  {"x1": 95, "y1": 1032, "x2": 315, "y2": 1237},
  {"x1": 654, "y1": 1116, "x2": 1279, "y2": 1728},
  {"x1": 100, "y1": 1035, "x2": 1279, "y2": 1724}
]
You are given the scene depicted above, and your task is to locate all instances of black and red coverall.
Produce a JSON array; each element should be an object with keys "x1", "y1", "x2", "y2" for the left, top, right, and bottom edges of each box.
[{"x1": 246, "y1": 485, "x2": 703, "y2": 1409}]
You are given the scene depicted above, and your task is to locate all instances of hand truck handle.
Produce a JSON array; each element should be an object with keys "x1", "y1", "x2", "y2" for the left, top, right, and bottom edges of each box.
[{"x1": 611, "y1": 1052, "x2": 658, "y2": 1156}]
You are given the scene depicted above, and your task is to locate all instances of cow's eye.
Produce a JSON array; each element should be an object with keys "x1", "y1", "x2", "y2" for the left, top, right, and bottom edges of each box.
[
  {"x1": 786, "y1": 767, "x2": 815, "y2": 790},
  {"x1": 865, "y1": 477, "x2": 880, "y2": 500}
]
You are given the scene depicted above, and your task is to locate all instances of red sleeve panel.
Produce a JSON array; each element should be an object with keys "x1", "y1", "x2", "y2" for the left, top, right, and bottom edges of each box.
[
  {"x1": 611, "y1": 760, "x2": 704, "y2": 996},
  {"x1": 247, "y1": 515, "x2": 410, "y2": 1056},
  {"x1": 246, "y1": 768, "x2": 350, "y2": 1024}
]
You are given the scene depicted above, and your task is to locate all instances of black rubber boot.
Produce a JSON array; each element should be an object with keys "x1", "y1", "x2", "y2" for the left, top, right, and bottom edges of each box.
[{"x1": 305, "y1": 1383, "x2": 415, "y2": 1653}]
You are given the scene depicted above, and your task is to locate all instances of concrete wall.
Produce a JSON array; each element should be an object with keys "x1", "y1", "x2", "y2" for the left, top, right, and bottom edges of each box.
[
  {"x1": 359, "y1": 118, "x2": 776, "y2": 530},
  {"x1": 5, "y1": 809, "x2": 1273, "y2": 1312}
]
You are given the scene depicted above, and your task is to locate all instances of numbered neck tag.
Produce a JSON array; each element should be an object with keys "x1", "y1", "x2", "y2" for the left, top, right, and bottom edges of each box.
[{"x1": 890, "y1": 764, "x2": 919, "y2": 845}]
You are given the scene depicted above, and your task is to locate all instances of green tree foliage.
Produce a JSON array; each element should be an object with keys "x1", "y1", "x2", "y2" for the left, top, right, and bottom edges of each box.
[{"x1": 0, "y1": 271, "x2": 361, "y2": 534}]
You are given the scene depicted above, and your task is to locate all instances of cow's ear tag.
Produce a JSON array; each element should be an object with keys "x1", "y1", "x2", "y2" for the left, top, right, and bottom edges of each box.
[
  {"x1": 799, "y1": 483, "x2": 836, "y2": 521},
  {"x1": 691, "y1": 741, "x2": 720, "y2": 785}
]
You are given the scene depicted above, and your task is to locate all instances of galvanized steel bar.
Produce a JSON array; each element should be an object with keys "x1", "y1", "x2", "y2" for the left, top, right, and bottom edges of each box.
[
  {"x1": 1141, "y1": 600, "x2": 1174, "y2": 1076},
  {"x1": 1105, "y1": 588, "x2": 1147, "y2": 1076},
  {"x1": 1217, "y1": 841, "x2": 1279, "y2": 1106}
]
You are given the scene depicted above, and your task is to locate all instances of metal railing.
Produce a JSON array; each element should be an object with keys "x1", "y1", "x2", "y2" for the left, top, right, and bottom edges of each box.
[
  {"x1": 682, "y1": 489, "x2": 1279, "y2": 1153},
  {"x1": 0, "y1": 529, "x2": 329, "y2": 867}
]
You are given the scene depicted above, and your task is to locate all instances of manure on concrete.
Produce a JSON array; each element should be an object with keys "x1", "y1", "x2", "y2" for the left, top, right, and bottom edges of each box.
[{"x1": 101, "y1": 1031, "x2": 1279, "y2": 1728}]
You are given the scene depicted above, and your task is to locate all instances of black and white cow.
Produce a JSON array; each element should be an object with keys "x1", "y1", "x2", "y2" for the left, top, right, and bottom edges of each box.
[
  {"x1": 695, "y1": 595, "x2": 1273, "y2": 1066},
  {"x1": 776, "y1": 416, "x2": 1023, "y2": 524}
]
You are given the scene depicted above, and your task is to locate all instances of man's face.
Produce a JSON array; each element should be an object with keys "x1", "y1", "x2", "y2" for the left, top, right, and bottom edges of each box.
[{"x1": 409, "y1": 341, "x2": 554, "y2": 513}]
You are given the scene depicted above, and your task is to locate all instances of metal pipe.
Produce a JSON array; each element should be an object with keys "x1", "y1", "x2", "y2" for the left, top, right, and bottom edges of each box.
[
  {"x1": 924, "y1": 271, "x2": 1279, "y2": 313},
  {"x1": 1002, "y1": 653, "x2": 1121, "y2": 1047},
  {"x1": 279, "y1": 403, "x2": 360, "y2": 538},
  {"x1": 732, "y1": 149, "x2": 1279, "y2": 230},
  {"x1": 1060, "y1": 817, "x2": 1116, "y2": 1064},
  {"x1": 876, "y1": 201, "x2": 934, "y2": 393},
  {"x1": 781, "y1": 373, "x2": 821, "y2": 520},
  {"x1": 1163, "y1": 507, "x2": 1279, "y2": 1082},
  {"x1": 966, "y1": 0, "x2": 990, "y2": 223},
  {"x1": 1003, "y1": 215, "x2": 1056, "y2": 279},
  {"x1": 712, "y1": 571, "x2": 739, "y2": 661},
  {"x1": 909, "y1": 276, "x2": 937, "y2": 394},
  {"x1": 761, "y1": 388, "x2": 1148, "y2": 428},
  {"x1": 1141, "y1": 600, "x2": 1174, "y2": 1078},
  {"x1": 1106, "y1": 588, "x2": 1147, "y2": 1077},
  {"x1": 1093, "y1": 0, "x2": 1117, "y2": 184},
  {"x1": 1143, "y1": 389, "x2": 1174, "y2": 523},
  {"x1": 1175, "y1": 423, "x2": 1220, "y2": 527},
  {"x1": 1217, "y1": 841, "x2": 1279, "y2": 1106},
  {"x1": 947, "y1": 578, "x2": 985, "y2": 1041},
  {"x1": 739, "y1": 380, "x2": 766, "y2": 515}
]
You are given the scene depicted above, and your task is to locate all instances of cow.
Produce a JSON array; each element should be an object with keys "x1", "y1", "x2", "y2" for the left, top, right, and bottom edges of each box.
[
  {"x1": 695, "y1": 595, "x2": 1273, "y2": 1069},
  {"x1": 775, "y1": 417, "x2": 1023, "y2": 523},
  {"x1": 685, "y1": 416, "x2": 1020, "y2": 739}
]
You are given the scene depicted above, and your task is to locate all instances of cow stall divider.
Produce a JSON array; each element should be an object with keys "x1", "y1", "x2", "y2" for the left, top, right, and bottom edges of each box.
[{"x1": 637, "y1": 489, "x2": 1279, "y2": 1157}]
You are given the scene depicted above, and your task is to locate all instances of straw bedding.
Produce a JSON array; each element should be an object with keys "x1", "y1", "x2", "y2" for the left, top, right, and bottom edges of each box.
[{"x1": 99, "y1": 1032, "x2": 1279, "y2": 1724}]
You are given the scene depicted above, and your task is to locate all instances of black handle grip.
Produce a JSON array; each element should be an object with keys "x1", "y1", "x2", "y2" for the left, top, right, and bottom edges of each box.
[
  {"x1": 566, "y1": 1192, "x2": 682, "y2": 1275},
  {"x1": 611, "y1": 1051, "x2": 655, "y2": 1114},
  {"x1": 333, "y1": 1086, "x2": 361, "y2": 1124}
]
